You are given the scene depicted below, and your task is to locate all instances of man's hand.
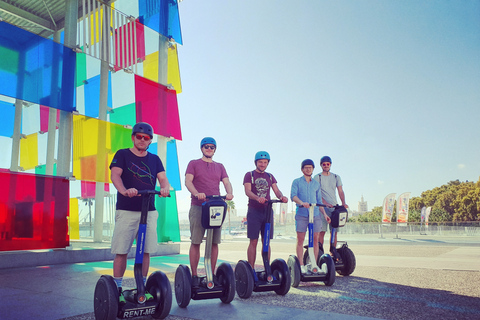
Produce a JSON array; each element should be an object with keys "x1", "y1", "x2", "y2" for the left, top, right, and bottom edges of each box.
[
  {"x1": 226, "y1": 193, "x2": 234, "y2": 201},
  {"x1": 257, "y1": 196, "x2": 266, "y2": 204},
  {"x1": 123, "y1": 188, "x2": 138, "y2": 198},
  {"x1": 280, "y1": 196, "x2": 288, "y2": 203},
  {"x1": 160, "y1": 187, "x2": 170, "y2": 197},
  {"x1": 195, "y1": 193, "x2": 206, "y2": 201},
  {"x1": 326, "y1": 215, "x2": 331, "y2": 224},
  {"x1": 302, "y1": 202, "x2": 310, "y2": 208}
]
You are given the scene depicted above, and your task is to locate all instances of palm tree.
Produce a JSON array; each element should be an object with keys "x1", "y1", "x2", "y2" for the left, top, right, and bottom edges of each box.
[{"x1": 226, "y1": 200, "x2": 235, "y2": 235}]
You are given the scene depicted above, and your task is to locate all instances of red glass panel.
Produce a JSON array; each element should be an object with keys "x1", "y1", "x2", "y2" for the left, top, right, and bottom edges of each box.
[
  {"x1": 81, "y1": 181, "x2": 110, "y2": 199},
  {"x1": 113, "y1": 19, "x2": 145, "y2": 71},
  {"x1": 0, "y1": 171, "x2": 69, "y2": 251},
  {"x1": 135, "y1": 75, "x2": 182, "y2": 140}
]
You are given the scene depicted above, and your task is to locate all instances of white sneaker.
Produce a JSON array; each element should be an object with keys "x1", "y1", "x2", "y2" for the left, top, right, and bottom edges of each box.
[
  {"x1": 321, "y1": 263, "x2": 328, "y2": 274},
  {"x1": 301, "y1": 265, "x2": 307, "y2": 273}
]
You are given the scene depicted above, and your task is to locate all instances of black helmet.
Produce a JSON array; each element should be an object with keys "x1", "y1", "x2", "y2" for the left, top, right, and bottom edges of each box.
[
  {"x1": 132, "y1": 122, "x2": 153, "y2": 138},
  {"x1": 301, "y1": 159, "x2": 315, "y2": 169},
  {"x1": 320, "y1": 156, "x2": 332, "y2": 164}
]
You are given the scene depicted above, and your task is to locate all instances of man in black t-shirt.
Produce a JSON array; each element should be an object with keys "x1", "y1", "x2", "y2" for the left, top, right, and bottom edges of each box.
[{"x1": 109, "y1": 122, "x2": 170, "y2": 304}]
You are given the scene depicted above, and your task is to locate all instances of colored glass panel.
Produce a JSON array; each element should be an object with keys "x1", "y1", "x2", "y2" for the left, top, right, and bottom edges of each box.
[
  {"x1": 69, "y1": 198, "x2": 79, "y2": 240},
  {"x1": 0, "y1": 22, "x2": 75, "y2": 112},
  {"x1": 155, "y1": 189, "x2": 180, "y2": 242},
  {"x1": 166, "y1": 139, "x2": 181, "y2": 191},
  {"x1": 110, "y1": 122, "x2": 132, "y2": 153},
  {"x1": 84, "y1": 73, "x2": 113, "y2": 118},
  {"x1": 35, "y1": 163, "x2": 57, "y2": 176},
  {"x1": 72, "y1": 115, "x2": 113, "y2": 183},
  {"x1": 39, "y1": 105, "x2": 59, "y2": 133},
  {"x1": 0, "y1": 100, "x2": 15, "y2": 138},
  {"x1": 76, "y1": 51, "x2": 87, "y2": 87},
  {"x1": 143, "y1": 45, "x2": 182, "y2": 93},
  {"x1": 113, "y1": 19, "x2": 146, "y2": 71},
  {"x1": 81, "y1": 181, "x2": 110, "y2": 199},
  {"x1": 138, "y1": 0, "x2": 183, "y2": 45},
  {"x1": 109, "y1": 103, "x2": 136, "y2": 126},
  {"x1": 20, "y1": 133, "x2": 38, "y2": 171},
  {"x1": 22, "y1": 104, "x2": 40, "y2": 135},
  {"x1": 134, "y1": 75, "x2": 182, "y2": 140},
  {"x1": 0, "y1": 170, "x2": 69, "y2": 251}
]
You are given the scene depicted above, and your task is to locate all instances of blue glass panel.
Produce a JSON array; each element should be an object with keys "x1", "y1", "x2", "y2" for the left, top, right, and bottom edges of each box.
[
  {"x1": 145, "y1": 141, "x2": 181, "y2": 190},
  {"x1": 83, "y1": 73, "x2": 113, "y2": 118},
  {"x1": 0, "y1": 100, "x2": 15, "y2": 138},
  {"x1": 0, "y1": 22, "x2": 76, "y2": 112},
  {"x1": 138, "y1": 0, "x2": 183, "y2": 45}
]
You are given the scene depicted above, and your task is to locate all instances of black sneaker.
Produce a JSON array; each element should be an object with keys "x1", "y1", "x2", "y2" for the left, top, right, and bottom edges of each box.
[
  {"x1": 118, "y1": 288, "x2": 126, "y2": 305},
  {"x1": 192, "y1": 275, "x2": 200, "y2": 288}
]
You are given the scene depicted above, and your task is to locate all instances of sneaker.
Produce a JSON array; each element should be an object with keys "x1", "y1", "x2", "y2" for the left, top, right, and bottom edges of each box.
[
  {"x1": 145, "y1": 291, "x2": 154, "y2": 301},
  {"x1": 192, "y1": 275, "x2": 200, "y2": 288},
  {"x1": 118, "y1": 288, "x2": 126, "y2": 305},
  {"x1": 301, "y1": 265, "x2": 307, "y2": 273},
  {"x1": 321, "y1": 263, "x2": 328, "y2": 274}
]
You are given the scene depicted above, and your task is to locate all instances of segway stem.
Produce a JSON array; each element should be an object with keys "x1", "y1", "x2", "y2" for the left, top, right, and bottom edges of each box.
[
  {"x1": 307, "y1": 205, "x2": 320, "y2": 272},
  {"x1": 204, "y1": 228, "x2": 214, "y2": 287}
]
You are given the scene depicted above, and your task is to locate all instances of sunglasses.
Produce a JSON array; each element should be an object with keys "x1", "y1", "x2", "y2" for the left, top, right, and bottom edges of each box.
[
  {"x1": 203, "y1": 145, "x2": 216, "y2": 150},
  {"x1": 135, "y1": 134, "x2": 151, "y2": 141},
  {"x1": 322, "y1": 163, "x2": 331, "y2": 166}
]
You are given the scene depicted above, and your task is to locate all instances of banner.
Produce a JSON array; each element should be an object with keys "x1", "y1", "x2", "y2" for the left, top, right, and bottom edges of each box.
[
  {"x1": 382, "y1": 193, "x2": 396, "y2": 223},
  {"x1": 421, "y1": 207, "x2": 426, "y2": 222},
  {"x1": 425, "y1": 207, "x2": 432, "y2": 225},
  {"x1": 396, "y1": 192, "x2": 411, "y2": 223}
]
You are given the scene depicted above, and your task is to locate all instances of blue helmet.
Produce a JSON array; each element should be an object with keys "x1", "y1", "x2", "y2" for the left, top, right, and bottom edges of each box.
[
  {"x1": 301, "y1": 159, "x2": 315, "y2": 169},
  {"x1": 200, "y1": 137, "x2": 216, "y2": 148},
  {"x1": 255, "y1": 151, "x2": 270, "y2": 163},
  {"x1": 132, "y1": 122, "x2": 153, "y2": 138},
  {"x1": 320, "y1": 156, "x2": 332, "y2": 164}
]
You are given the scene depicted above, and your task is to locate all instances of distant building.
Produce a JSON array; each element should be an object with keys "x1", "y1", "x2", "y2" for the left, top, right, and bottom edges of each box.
[{"x1": 358, "y1": 195, "x2": 368, "y2": 214}]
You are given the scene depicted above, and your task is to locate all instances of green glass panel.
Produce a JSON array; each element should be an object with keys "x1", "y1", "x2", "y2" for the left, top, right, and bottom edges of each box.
[
  {"x1": 155, "y1": 189, "x2": 180, "y2": 243},
  {"x1": 110, "y1": 103, "x2": 136, "y2": 127},
  {"x1": 109, "y1": 122, "x2": 131, "y2": 153},
  {"x1": 75, "y1": 50, "x2": 87, "y2": 87}
]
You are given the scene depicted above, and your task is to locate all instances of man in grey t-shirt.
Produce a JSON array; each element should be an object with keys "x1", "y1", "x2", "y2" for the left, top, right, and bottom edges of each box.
[{"x1": 313, "y1": 156, "x2": 348, "y2": 250}]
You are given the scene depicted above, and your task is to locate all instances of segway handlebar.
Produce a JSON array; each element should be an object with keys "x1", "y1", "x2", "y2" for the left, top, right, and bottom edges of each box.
[
  {"x1": 268, "y1": 199, "x2": 285, "y2": 204},
  {"x1": 137, "y1": 190, "x2": 171, "y2": 197},
  {"x1": 205, "y1": 195, "x2": 227, "y2": 200}
]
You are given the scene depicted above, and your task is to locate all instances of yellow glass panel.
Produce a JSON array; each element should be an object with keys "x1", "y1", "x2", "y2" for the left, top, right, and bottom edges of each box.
[
  {"x1": 20, "y1": 133, "x2": 38, "y2": 170},
  {"x1": 89, "y1": 5, "x2": 115, "y2": 45},
  {"x1": 69, "y1": 198, "x2": 80, "y2": 239},
  {"x1": 73, "y1": 115, "x2": 113, "y2": 183},
  {"x1": 142, "y1": 47, "x2": 182, "y2": 94}
]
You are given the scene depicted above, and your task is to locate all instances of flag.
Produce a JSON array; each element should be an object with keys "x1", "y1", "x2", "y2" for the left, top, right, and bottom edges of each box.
[
  {"x1": 396, "y1": 192, "x2": 411, "y2": 224},
  {"x1": 382, "y1": 193, "x2": 396, "y2": 223}
]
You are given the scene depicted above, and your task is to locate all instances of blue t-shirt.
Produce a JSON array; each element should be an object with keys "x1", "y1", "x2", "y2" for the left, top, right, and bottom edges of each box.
[
  {"x1": 290, "y1": 176, "x2": 323, "y2": 217},
  {"x1": 110, "y1": 149, "x2": 165, "y2": 211}
]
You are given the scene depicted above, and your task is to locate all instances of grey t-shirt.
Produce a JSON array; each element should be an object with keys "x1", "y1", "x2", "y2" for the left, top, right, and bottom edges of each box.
[{"x1": 314, "y1": 172, "x2": 342, "y2": 206}]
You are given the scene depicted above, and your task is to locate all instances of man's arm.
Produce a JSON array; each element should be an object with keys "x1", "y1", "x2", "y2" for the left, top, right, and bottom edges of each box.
[
  {"x1": 185, "y1": 173, "x2": 205, "y2": 201},
  {"x1": 271, "y1": 183, "x2": 288, "y2": 203},
  {"x1": 156, "y1": 171, "x2": 170, "y2": 197},
  {"x1": 244, "y1": 182, "x2": 265, "y2": 204},
  {"x1": 111, "y1": 167, "x2": 137, "y2": 198},
  {"x1": 222, "y1": 177, "x2": 234, "y2": 200},
  {"x1": 291, "y1": 180, "x2": 309, "y2": 208},
  {"x1": 337, "y1": 186, "x2": 348, "y2": 208}
]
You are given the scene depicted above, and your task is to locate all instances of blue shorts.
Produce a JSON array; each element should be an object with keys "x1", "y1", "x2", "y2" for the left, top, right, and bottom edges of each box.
[
  {"x1": 247, "y1": 206, "x2": 274, "y2": 240},
  {"x1": 295, "y1": 215, "x2": 321, "y2": 233}
]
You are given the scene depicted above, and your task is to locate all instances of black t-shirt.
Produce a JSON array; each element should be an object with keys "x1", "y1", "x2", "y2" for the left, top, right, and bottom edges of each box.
[{"x1": 109, "y1": 148, "x2": 165, "y2": 211}]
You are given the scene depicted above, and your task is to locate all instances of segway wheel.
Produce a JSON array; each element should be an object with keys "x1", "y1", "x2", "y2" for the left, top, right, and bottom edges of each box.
[
  {"x1": 287, "y1": 255, "x2": 301, "y2": 288},
  {"x1": 146, "y1": 271, "x2": 172, "y2": 319},
  {"x1": 94, "y1": 275, "x2": 118, "y2": 320},
  {"x1": 174, "y1": 265, "x2": 192, "y2": 308},
  {"x1": 217, "y1": 262, "x2": 236, "y2": 304},
  {"x1": 234, "y1": 260, "x2": 254, "y2": 299},
  {"x1": 319, "y1": 254, "x2": 335, "y2": 286},
  {"x1": 271, "y1": 259, "x2": 291, "y2": 295},
  {"x1": 337, "y1": 246, "x2": 356, "y2": 276}
]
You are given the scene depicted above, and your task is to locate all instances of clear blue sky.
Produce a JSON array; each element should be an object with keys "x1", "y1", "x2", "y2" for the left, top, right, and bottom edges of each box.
[
  {"x1": 106, "y1": 0, "x2": 480, "y2": 220},
  {"x1": 172, "y1": 0, "x2": 480, "y2": 218}
]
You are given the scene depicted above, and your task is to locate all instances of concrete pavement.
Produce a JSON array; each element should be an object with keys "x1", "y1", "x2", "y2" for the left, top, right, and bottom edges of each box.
[{"x1": 0, "y1": 234, "x2": 479, "y2": 320}]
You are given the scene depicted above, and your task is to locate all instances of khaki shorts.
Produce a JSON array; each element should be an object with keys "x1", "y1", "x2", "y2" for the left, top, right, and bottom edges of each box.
[
  {"x1": 189, "y1": 205, "x2": 222, "y2": 245},
  {"x1": 111, "y1": 209, "x2": 159, "y2": 254}
]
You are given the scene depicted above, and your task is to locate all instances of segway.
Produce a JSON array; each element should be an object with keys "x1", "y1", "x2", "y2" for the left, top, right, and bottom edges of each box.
[
  {"x1": 303, "y1": 205, "x2": 356, "y2": 276},
  {"x1": 235, "y1": 199, "x2": 291, "y2": 299},
  {"x1": 94, "y1": 190, "x2": 172, "y2": 320},
  {"x1": 287, "y1": 203, "x2": 335, "y2": 287},
  {"x1": 174, "y1": 195, "x2": 235, "y2": 308}
]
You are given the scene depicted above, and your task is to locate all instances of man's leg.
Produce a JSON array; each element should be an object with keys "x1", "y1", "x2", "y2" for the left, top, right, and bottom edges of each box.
[
  {"x1": 247, "y1": 239, "x2": 258, "y2": 268},
  {"x1": 114, "y1": 254, "x2": 128, "y2": 278},
  {"x1": 296, "y1": 232, "x2": 306, "y2": 265},
  {"x1": 313, "y1": 232, "x2": 320, "y2": 262},
  {"x1": 189, "y1": 243, "x2": 201, "y2": 276}
]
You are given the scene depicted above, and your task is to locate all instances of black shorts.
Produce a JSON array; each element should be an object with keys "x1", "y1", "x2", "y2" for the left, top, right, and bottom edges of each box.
[{"x1": 247, "y1": 206, "x2": 274, "y2": 240}]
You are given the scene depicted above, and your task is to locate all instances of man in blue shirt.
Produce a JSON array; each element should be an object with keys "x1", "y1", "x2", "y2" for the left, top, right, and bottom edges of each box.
[{"x1": 291, "y1": 159, "x2": 331, "y2": 273}]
